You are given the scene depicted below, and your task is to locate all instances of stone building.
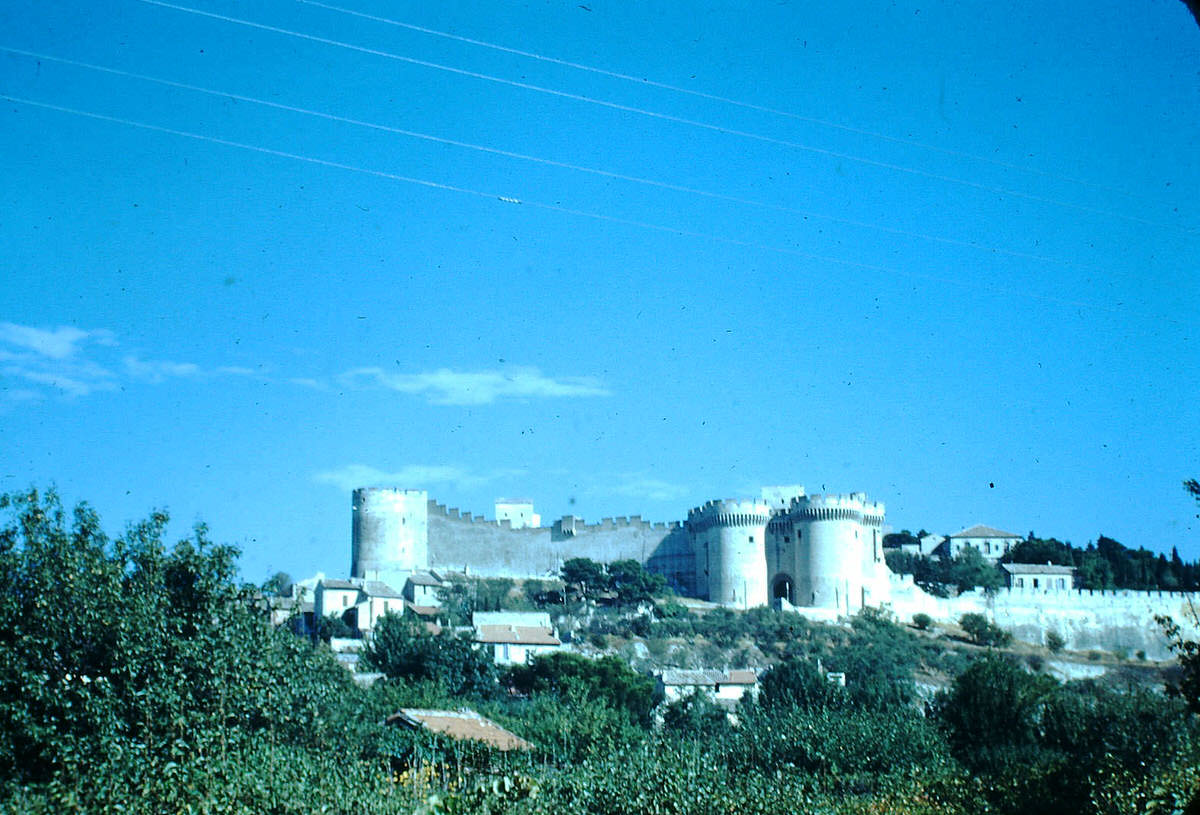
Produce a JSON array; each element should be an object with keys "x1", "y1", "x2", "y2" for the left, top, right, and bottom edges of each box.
[
  {"x1": 349, "y1": 485, "x2": 886, "y2": 614},
  {"x1": 340, "y1": 485, "x2": 1200, "y2": 659}
]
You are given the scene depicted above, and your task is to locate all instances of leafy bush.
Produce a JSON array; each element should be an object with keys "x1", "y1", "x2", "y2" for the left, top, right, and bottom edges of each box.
[
  {"x1": 1045, "y1": 629, "x2": 1065, "y2": 653},
  {"x1": 503, "y1": 652, "x2": 659, "y2": 726},
  {"x1": 913, "y1": 612, "x2": 933, "y2": 630},
  {"x1": 959, "y1": 613, "x2": 1012, "y2": 647},
  {"x1": 758, "y1": 658, "x2": 842, "y2": 711},
  {"x1": 660, "y1": 691, "x2": 732, "y2": 738},
  {"x1": 0, "y1": 489, "x2": 381, "y2": 808},
  {"x1": 362, "y1": 611, "x2": 498, "y2": 698}
]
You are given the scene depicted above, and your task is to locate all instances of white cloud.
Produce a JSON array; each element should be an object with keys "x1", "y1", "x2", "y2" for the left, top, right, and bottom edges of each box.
[
  {"x1": 123, "y1": 356, "x2": 202, "y2": 382},
  {"x1": 7, "y1": 368, "x2": 116, "y2": 397},
  {"x1": 287, "y1": 377, "x2": 326, "y2": 390},
  {"x1": 606, "y1": 475, "x2": 691, "y2": 503},
  {"x1": 0, "y1": 323, "x2": 114, "y2": 359},
  {"x1": 0, "y1": 321, "x2": 324, "y2": 401},
  {"x1": 313, "y1": 463, "x2": 476, "y2": 493},
  {"x1": 0, "y1": 387, "x2": 44, "y2": 403},
  {"x1": 341, "y1": 366, "x2": 610, "y2": 405}
]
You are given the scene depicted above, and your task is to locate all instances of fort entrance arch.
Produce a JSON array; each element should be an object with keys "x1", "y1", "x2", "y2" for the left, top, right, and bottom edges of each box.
[{"x1": 772, "y1": 573, "x2": 794, "y2": 604}]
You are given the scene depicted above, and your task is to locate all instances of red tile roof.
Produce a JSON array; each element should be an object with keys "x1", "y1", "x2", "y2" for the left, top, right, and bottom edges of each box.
[
  {"x1": 387, "y1": 708, "x2": 532, "y2": 751},
  {"x1": 474, "y1": 625, "x2": 560, "y2": 646}
]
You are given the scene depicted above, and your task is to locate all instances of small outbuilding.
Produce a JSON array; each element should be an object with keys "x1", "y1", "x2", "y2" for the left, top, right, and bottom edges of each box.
[
  {"x1": 1002, "y1": 562, "x2": 1075, "y2": 591},
  {"x1": 386, "y1": 708, "x2": 533, "y2": 752},
  {"x1": 657, "y1": 669, "x2": 759, "y2": 705}
]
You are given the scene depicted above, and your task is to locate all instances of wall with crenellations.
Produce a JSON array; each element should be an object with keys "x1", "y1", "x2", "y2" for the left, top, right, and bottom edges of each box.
[
  {"x1": 426, "y1": 500, "x2": 693, "y2": 589},
  {"x1": 887, "y1": 573, "x2": 1200, "y2": 660}
]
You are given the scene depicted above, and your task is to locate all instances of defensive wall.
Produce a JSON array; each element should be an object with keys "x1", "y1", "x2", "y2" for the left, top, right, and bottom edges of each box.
[
  {"x1": 888, "y1": 573, "x2": 1200, "y2": 660},
  {"x1": 425, "y1": 500, "x2": 694, "y2": 590},
  {"x1": 348, "y1": 486, "x2": 1199, "y2": 658}
]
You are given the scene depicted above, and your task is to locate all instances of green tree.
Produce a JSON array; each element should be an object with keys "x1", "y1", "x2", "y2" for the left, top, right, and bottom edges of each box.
[
  {"x1": 362, "y1": 611, "x2": 497, "y2": 698},
  {"x1": 934, "y1": 652, "x2": 1057, "y2": 763},
  {"x1": 825, "y1": 609, "x2": 921, "y2": 710},
  {"x1": 949, "y1": 546, "x2": 1003, "y2": 594},
  {"x1": 504, "y1": 652, "x2": 658, "y2": 726},
  {"x1": 606, "y1": 559, "x2": 667, "y2": 604},
  {"x1": 758, "y1": 657, "x2": 842, "y2": 710},
  {"x1": 0, "y1": 488, "x2": 366, "y2": 799},
  {"x1": 960, "y1": 612, "x2": 1012, "y2": 647},
  {"x1": 660, "y1": 691, "x2": 732, "y2": 738},
  {"x1": 560, "y1": 557, "x2": 609, "y2": 592}
]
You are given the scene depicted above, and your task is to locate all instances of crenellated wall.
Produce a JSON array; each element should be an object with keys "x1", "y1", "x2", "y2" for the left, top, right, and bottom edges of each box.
[
  {"x1": 887, "y1": 573, "x2": 1200, "y2": 660},
  {"x1": 425, "y1": 500, "x2": 690, "y2": 587},
  {"x1": 346, "y1": 486, "x2": 1196, "y2": 659}
]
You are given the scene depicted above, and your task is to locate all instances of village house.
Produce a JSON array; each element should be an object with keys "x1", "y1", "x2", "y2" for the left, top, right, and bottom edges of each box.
[
  {"x1": 656, "y1": 669, "x2": 759, "y2": 706},
  {"x1": 471, "y1": 610, "x2": 562, "y2": 665},
  {"x1": 1002, "y1": 562, "x2": 1075, "y2": 591}
]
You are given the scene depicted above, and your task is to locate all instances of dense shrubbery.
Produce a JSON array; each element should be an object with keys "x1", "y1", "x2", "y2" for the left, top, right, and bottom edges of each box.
[
  {"x1": 885, "y1": 546, "x2": 1003, "y2": 595},
  {"x1": 363, "y1": 611, "x2": 499, "y2": 697},
  {"x1": 561, "y1": 557, "x2": 667, "y2": 604},
  {"x1": 3, "y1": 489, "x2": 1198, "y2": 814},
  {"x1": 959, "y1": 612, "x2": 1013, "y2": 647}
]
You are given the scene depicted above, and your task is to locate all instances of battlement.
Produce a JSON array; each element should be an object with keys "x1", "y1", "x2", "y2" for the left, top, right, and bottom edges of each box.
[
  {"x1": 788, "y1": 492, "x2": 884, "y2": 522},
  {"x1": 687, "y1": 499, "x2": 772, "y2": 532},
  {"x1": 354, "y1": 487, "x2": 428, "y2": 499},
  {"x1": 428, "y1": 500, "x2": 677, "y2": 536}
]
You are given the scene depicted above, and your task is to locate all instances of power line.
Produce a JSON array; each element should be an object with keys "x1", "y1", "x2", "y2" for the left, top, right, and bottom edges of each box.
[
  {"x1": 0, "y1": 46, "x2": 1102, "y2": 271},
  {"x1": 130, "y1": 0, "x2": 1195, "y2": 235},
  {"x1": 295, "y1": 0, "x2": 1147, "y2": 204},
  {"x1": 2, "y1": 93, "x2": 1157, "y2": 322}
]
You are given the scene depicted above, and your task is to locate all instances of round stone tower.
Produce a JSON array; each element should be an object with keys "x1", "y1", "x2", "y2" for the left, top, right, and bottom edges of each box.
[
  {"x1": 686, "y1": 499, "x2": 772, "y2": 609},
  {"x1": 789, "y1": 492, "x2": 886, "y2": 614},
  {"x1": 351, "y1": 487, "x2": 429, "y2": 588}
]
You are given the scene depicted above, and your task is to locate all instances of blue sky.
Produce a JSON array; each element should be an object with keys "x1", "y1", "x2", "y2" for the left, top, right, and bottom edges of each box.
[{"x1": 1, "y1": 0, "x2": 1197, "y2": 581}]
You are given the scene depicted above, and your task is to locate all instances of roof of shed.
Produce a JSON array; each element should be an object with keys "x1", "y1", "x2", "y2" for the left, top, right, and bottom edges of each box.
[
  {"x1": 660, "y1": 669, "x2": 757, "y2": 686},
  {"x1": 387, "y1": 708, "x2": 532, "y2": 751}
]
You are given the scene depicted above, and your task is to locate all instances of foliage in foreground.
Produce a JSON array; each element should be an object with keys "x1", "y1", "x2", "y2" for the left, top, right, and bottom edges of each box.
[{"x1": 2, "y1": 489, "x2": 1198, "y2": 814}]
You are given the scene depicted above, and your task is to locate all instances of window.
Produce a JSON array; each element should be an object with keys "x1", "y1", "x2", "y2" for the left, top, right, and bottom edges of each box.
[
  {"x1": 342, "y1": 594, "x2": 349, "y2": 607},
  {"x1": 1033, "y1": 578, "x2": 1040, "y2": 589}
]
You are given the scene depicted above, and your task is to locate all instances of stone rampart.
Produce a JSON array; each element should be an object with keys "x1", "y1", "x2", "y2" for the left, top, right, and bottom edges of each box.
[
  {"x1": 887, "y1": 574, "x2": 1200, "y2": 660},
  {"x1": 426, "y1": 501, "x2": 691, "y2": 589}
]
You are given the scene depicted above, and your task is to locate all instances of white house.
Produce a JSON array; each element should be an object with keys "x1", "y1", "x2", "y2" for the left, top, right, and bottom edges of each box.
[
  {"x1": 657, "y1": 669, "x2": 759, "y2": 705},
  {"x1": 471, "y1": 611, "x2": 560, "y2": 665},
  {"x1": 315, "y1": 578, "x2": 406, "y2": 635},
  {"x1": 494, "y1": 498, "x2": 540, "y2": 529},
  {"x1": 948, "y1": 525, "x2": 1023, "y2": 561},
  {"x1": 404, "y1": 572, "x2": 444, "y2": 607},
  {"x1": 919, "y1": 534, "x2": 946, "y2": 557},
  {"x1": 1002, "y1": 562, "x2": 1075, "y2": 591}
]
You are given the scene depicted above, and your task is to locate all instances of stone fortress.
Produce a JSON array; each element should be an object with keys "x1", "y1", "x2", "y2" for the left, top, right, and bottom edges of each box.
[{"x1": 348, "y1": 485, "x2": 1200, "y2": 659}]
